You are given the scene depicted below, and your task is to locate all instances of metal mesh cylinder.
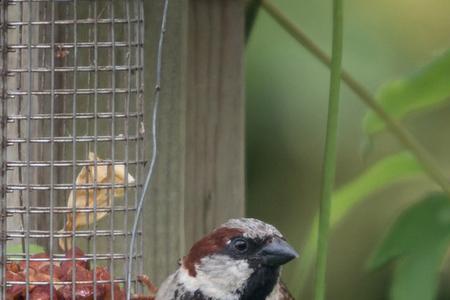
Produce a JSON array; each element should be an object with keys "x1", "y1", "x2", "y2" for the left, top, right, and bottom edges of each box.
[{"x1": 1, "y1": 0, "x2": 145, "y2": 298}]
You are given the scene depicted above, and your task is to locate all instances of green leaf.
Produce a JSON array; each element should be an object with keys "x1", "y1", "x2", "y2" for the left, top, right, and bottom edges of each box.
[
  {"x1": 369, "y1": 193, "x2": 450, "y2": 300},
  {"x1": 391, "y1": 245, "x2": 448, "y2": 300},
  {"x1": 364, "y1": 49, "x2": 450, "y2": 134},
  {"x1": 288, "y1": 152, "x2": 424, "y2": 295},
  {"x1": 6, "y1": 243, "x2": 45, "y2": 255},
  {"x1": 369, "y1": 193, "x2": 450, "y2": 269},
  {"x1": 331, "y1": 152, "x2": 423, "y2": 226}
]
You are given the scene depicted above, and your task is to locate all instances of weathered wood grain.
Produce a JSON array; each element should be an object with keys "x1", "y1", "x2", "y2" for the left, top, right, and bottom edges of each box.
[
  {"x1": 142, "y1": 0, "x2": 245, "y2": 283},
  {"x1": 142, "y1": 0, "x2": 188, "y2": 283},
  {"x1": 184, "y1": 0, "x2": 246, "y2": 246}
]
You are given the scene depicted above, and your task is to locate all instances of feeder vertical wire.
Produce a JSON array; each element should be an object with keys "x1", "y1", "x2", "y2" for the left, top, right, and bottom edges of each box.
[
  {"x1": 0, "y1": 1, "x2": 9, "y2": 297},
  {"x1": 123, "y1": 0, "x2": 132, "y2": 292},
  {"x1": 16, "y1": 0, "x2": 26, "y2": 256},
  {"x1": 109, "y1": 1, "x2": 117, "y2": 298},
  {"x1": 132, "y1": 0, "x2": 142, "y2": 291},
  {"x1": 126, "y1": 0, "x2": 169, "y2": 298},
  {"x1": 71, "y1": 0, "x2": 79, "y2": 298},
  {"x1": 49, "y1": 1, "x2": 56, "y2": 299},
  {"x1": 137, "y1": 0, "x2": 145, "y2": 284},
  {"x1": 84, "y1": 0, "x2": 93, "y2": 253},
  {"x1": 25, "y1": 0, "x2": 33, "y2": 298},
  {"x1": 92, "y1": 0, "x2": 99, "y2": 297}
]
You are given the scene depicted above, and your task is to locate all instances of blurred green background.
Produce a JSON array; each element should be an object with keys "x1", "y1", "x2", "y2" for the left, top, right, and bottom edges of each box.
[{"x1": 245, "y1": 0, "x2": 450, "y2": 299}]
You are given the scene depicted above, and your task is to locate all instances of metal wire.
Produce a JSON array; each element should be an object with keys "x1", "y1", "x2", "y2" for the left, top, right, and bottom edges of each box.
[
  {"x1": 25, "y1": 2, "x2": 33, "y2": 297},
  {"x1": 0, "y1": 1, "x2": 9, "y2": 299},
  {"x1": 0, "y1": 0, "x2": 146, "y2": 298},
  {"x1": 126, "y1": 0, "x2": 169, "y2": 298},
  {"x1": 49, "y1": 1, "x2": 56, "y2": 299}
]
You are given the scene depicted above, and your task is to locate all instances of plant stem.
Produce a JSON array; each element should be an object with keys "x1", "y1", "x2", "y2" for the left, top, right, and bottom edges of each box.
[
  {"x1": 261, "y1": 0, "x2": 450, "y2": 196},
  {"x1": 314, "y1": 1, "x2": 343, "y2": 300}
]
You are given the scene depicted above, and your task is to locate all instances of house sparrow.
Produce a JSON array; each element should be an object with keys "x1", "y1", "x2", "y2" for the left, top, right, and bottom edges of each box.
[{"x1": 154, "y1": 218, "x2": 299, "y2": 300}]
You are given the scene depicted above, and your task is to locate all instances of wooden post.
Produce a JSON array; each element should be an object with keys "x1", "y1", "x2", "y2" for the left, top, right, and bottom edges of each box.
[{"x1": 143, "y1": 0, "x2": 245, "y2": 283}]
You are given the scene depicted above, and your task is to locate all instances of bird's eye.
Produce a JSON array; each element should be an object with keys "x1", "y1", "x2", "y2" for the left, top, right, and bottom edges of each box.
[{"x1": 232, "y1": 238, "x2": 249, "y2": 253}]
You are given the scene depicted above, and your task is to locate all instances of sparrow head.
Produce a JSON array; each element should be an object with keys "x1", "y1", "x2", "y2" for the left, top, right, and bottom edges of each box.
[{"x1": 179, "y1": 218, "x2": 299, "y2": 300}]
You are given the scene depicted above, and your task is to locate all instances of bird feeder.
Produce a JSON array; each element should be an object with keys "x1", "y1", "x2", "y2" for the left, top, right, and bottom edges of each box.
[{"x1": 0, "y1": 0, "x2": 146, "y2": 298}]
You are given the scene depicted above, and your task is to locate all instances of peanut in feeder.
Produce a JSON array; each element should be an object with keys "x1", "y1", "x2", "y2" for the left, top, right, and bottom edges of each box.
[{"x1": 59, "y1": 152, "x2": 135, "y2": 251}]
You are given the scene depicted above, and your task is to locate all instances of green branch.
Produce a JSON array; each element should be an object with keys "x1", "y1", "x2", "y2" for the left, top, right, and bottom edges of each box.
[
  {"x1": 261, "y1": 0, "x2": 450, "y2": 196},
  {"x1": 314, "y1": 1, "x2": 343, "y2": 300}
]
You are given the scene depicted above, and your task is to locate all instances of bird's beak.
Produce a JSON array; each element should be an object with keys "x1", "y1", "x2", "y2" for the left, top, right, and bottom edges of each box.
[{"x1": 258, "y1": 237, "x2": 299, "y2": 267}]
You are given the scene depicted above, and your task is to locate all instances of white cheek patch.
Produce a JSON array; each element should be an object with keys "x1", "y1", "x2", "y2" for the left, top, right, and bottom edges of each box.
[{"x1": 179, "y1": 255, "x2": 254, "y2": 300}]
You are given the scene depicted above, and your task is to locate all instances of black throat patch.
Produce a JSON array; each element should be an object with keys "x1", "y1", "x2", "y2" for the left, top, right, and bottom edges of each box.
[{"x1": 239, "y1": 266, "x2": 280, "y2": 300}]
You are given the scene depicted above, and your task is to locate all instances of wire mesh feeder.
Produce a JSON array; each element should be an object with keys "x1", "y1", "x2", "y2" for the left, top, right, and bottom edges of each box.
[{"x1": 0, "y1": 0, "x2": 148, "y2": 299}]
